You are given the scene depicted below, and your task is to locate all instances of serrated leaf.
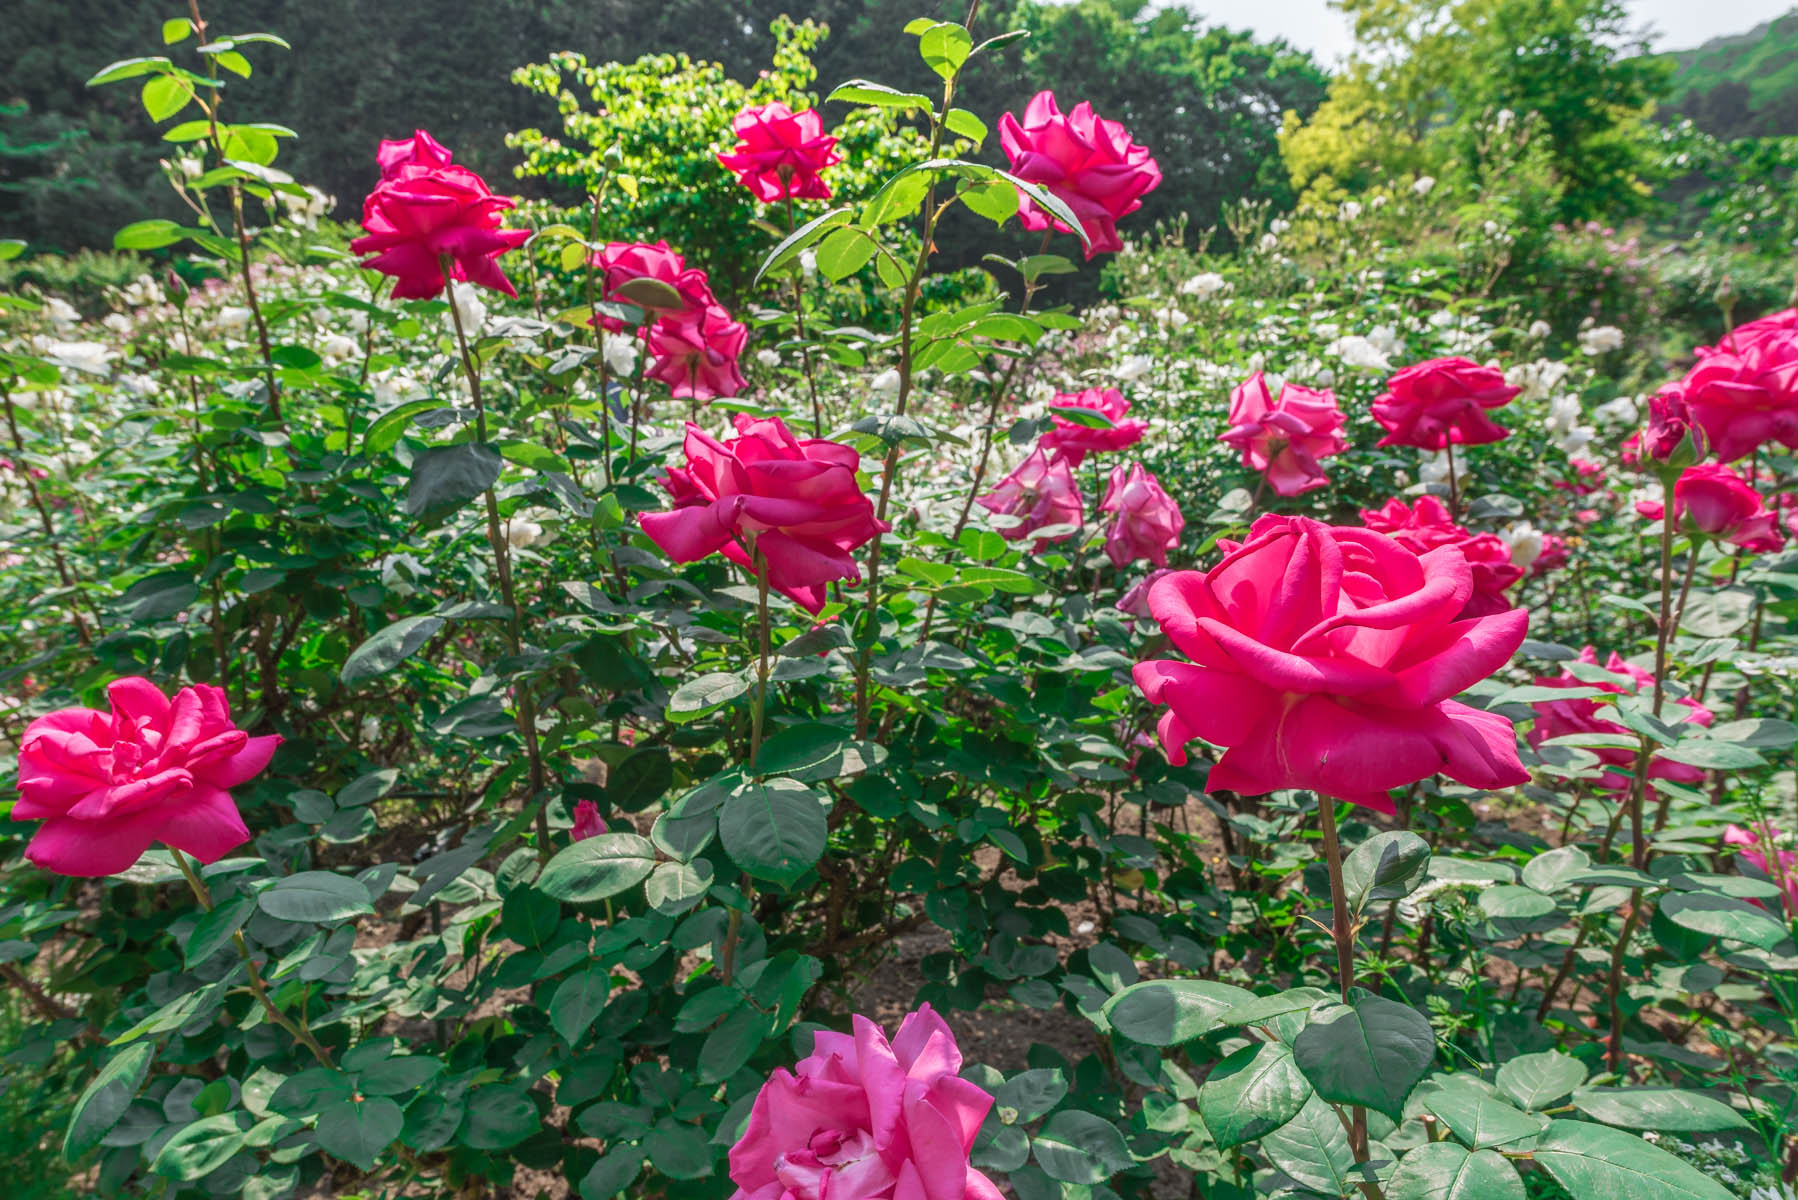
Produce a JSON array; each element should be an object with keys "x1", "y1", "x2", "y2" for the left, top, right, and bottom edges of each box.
[{"x1": 1198, "y1": 1041, "x2": 1310, "y2": 1149}]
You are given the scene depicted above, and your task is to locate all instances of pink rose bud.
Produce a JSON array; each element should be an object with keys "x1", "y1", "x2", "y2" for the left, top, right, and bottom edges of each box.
[
  {"x1": 637, "y1": 415, "x2": 886, "y2": 613},
  {"x1": 1371, "y1": 357, "x2": 1521, "y2": 450},
  {"x1": 1038, "y1": 388, "x2": 1146, "y2": 467},
  {"x1": 1219, "y1": 371, "x2": 1348, "y2": 496},
  {"x1": 728, "y1": 1004, "x2": 1004, "y2": 1200},
  {"x1": 1133, "y1": 515, "x2": 1529, "y2": 814},
  {"x1": 12, "y1": 677, "x2": 280, "y2": 876},
  {"x1": 716, "y1": 102, "x2": 842, "y2": 203},
  {"x1": 1672, "y1": 463, "x2": 1785, "y2": 552},
  {"x1": 1530, "y1": 647, "x2": 1712, "y2": 796},
  {"x1": 1100, "y1": 462, "x2": 1185, "y2": 568},
  {"x1": 570, "y1": 799, "x2": 607, "y2": 841},
  {"x1": 999, "y1": 92, "x2": 1161, "y2": 258},
  {"x1": 1644, "y1": 388, "x2": 1707, "y2": 473},
  {"x1": 350, "y1": 158, "x2": 529, "y2": 300},
  {"x1": 976, "y1": 445, "x2": 1085, "y2": 551},
  {"x1": 1680, "y1": 307, "x2": 1798, "y2": 463}
]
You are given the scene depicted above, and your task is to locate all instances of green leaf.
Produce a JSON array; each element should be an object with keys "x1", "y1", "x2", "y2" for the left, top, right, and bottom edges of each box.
[
  {"x1": 1571, "y1": 1088, "x2": 1751, "y2": 1132},
  {"x1": 1030, "y1": 1110, "x2": 1131, "y2": 1183},
  {"x1": 1709, "y1": 717, "x2": 1798, "y2": 748},
  {"x1": 314, "y1": 1098, "x2": 402, "y2": 1170},
  {"x1": 644, "y1": 1122, "x2": 713, "y2": 1179},
  {"x1": 1421, "y1": 1082, "x2": 1544, "y2": 1149},
  {"x1": 0, "y1": 238, "x2": 24, "y2": 262},
  {"x1": 538, "y1": 833, "x2": 658, "y2": 903},
  {"x1": 460, "y1": 1086, "x2": 538, "y2": 1151},
  {"x1": 1260, "y1": 1094, "x2": 1359, "y2": 1196},
  {"x1": 1292, "y1": 993, "x2": 1436, "y2": 1121},
  {"x1": 550, "y1": 965, "x2": 611, "y2": 1044},
  {"x1": 753, "y1": 723, "x2": 885, "y2": 781},
  {"x1": 1655, "y1": 737, "x2": 1765, "y2": 770},
  {"x1": 918, "y1": 21, "x2": 973, "y2": 79},
  {"x1": 1388, "y1": 1143, "x2": 1526, "y2": 1200},
  {"x1": 1659, "y1": 892, "x2": 1789, "y2": 949},
  {"x1": 699, "y1": 1006, "x2": 768, "y2": 1084},
  {"x1": 1197, "y1": 1041, "x2": 1311, "y2": 1149},
  {"x1": 580, "y1": 1147, "x2": 644, "y2": 1199},
  {"x1": 995, "y1": 1068, "x2": 1067, "y2": 1123},
  {"x1": 755, "y1": 206, "x2": 851, "y2": 284},
  {"x1": 943, "y1": 107, "x2": 988, "y2": 146},
  {"x1": 644, "y1": 860, "x2": 713, "y2": 915},
  {"x1": 719, "y1": 779, "x2": 827, "y2": 888},
  {"x1": 356, "y1": 1056, "x2": 441, "y2": 1096},
  {"x1": 1522, "y1": 845, "x2": 1594, "y2": 893},
  {"x1": 1495, "y1": 1050, "x2": 1587, "y2": 1110},
  {"x1": 150, "y1": 1114, "x2": 245, "y2": 1180},
  {"x1": 1046, "y1": 403, "x2": 1114, "y2": 429},
  {"x1": 1531, "y1": 1120, "x2": 1737, "y2": 1200},
  {"x1": 668, "y1": 671, "x2": 748, "y2": 723},
  {"x1": 1342, "y1": 831, "x2": 1431, "y2": 911},
  {"x1": 141, "y1": 75, "x2": 190, "y2": 121},
  {"x1": 257, "y1": 871, "x2": 375, "y2": 924},
  {"x1": 406, "y1": 443, "x2": 503, "y2": 517},
  {"x1": 162, "y1": 17, "x2": 193, "y2": 43},
  {"x1": 1479, "y1": 886, "x2": 1557, "y2": 919},
  {"x1": 87, "y1": 56, "x2": 173, "y2": 87},
  {"x1": 185, "y1": 894, "x2": 254, "y2": 968},
  {"x1": 1102, "y1": 979, "x2": 1254, "y2": 1045},
  {"x1": 64, "y1": 1042, "x2": 155, "y2": 1160},
  {"x1": 340, "y1": 614, "x2": 445, "y2": 685},
  {"x1": 364, "y1": 396, "x2": 444, "y2": 454},
  {"x1": 113, "y1": 219, "x2": 188, "y2": 251},
  {"x1": 826, "y1": 80, "x2": 934, "y2": 111},
  {"x1": 815, "y1": 226, "x2": 877, "y2": 282}
]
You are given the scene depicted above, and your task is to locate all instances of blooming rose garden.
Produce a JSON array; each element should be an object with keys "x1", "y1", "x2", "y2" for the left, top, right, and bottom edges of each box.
[{"x1": 3, "y1": 6, "x2": 1798, "y2": 1200}]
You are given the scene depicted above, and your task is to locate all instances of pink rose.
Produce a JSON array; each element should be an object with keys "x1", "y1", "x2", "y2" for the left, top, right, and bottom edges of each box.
[
  {"x1": 1100, "y1": 463, "x2": 1184, "y2": 568},
  {"x1": 1371, "y1": 357, "x2": 1520, "y2": 449},
  {"x1": 587, "y1": 241, "x2": 717, "y2": 332},
  {"x1": 728, "y1": 1004, "x2": 1002, "y2": 1200},
  {"x1": 1359, "y1": 496, "x2": 1523, "y2": 617},
  {"x1": 638, "y1": 415, "x2": 886, "y2": 613},
  {"x1": 571, "y1": 799, "x2": 607, "y2": 841},
  {"x1": 1117, "y1": 568, "x2": 1174, "y2": 619},
  {"x1": 716, "y1": 102, "x2": 842, "y2": 203},
  {"x1": 12, "y1": 677, "x2": 280, "y2": 876},
  {"x1": 1219, "y1": 372, "x2": 1348, "y2": 496},
  {"x1": 1133, "y1": 516, "x2": 1529, "y2": 813},
  {"x1": 998, "y1": 92, "x2": 1161, "y2": 258},
  {"x1": 1529, "y1": 647, "x2": 1712, "y2": 795},
  {"x1": 1530, "y1": 533, "x2": 1569, "y2": 576},
  {"x1": 643, "y1": 303, "x2": 749, "y2": 401},
  {"x1": 1671, "y1": 463, "x2": 1784, "y2": 552},
  {"x1": 375, "y1": 129, "x2": 453, "y2": 179},
  {"x1": 1724, "y1": 825, "x2": 1798, "y2": 918},
  {"x1": 976, "y1": 446, "x2": 1084, "y2": 550},
  {"x1": 1038, "y1": 388, "x2": 1146, "y2": 467},
  {"x1": 1681, "y1": 308, "x2": 1798, "y2": 463},
  {"x1": 350, "y1": 162, "x2": 530, "y2": 300}
]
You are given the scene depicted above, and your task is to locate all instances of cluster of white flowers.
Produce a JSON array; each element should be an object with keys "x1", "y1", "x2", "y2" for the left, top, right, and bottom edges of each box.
[
  {"x1": 1527, "y1": 319, "x2": 1552, "y2": 340},
  {"x1": 1153, "y1": 305, "x2": 1189, "y2": 331},
  {"x1": 1338, "y1": 200, "x2": 1363, "y2": 222},
  {"x1": 1327, "y1": 334, "x2": 1392, "y2": 372},
  {"x1": 1178, "y1": 272, "x2": 1227, "y2": 299},
  {"x1": 1411, "y1": 175, "x2": 1436, "y2": 197},
  {"x1": 1545, "y1": 393, "x2": 1596, "y2": 456},
  {"x1": 1592, "y1": 393, "x2": 1640, "y2": 425},
  {"x1": 755, "y1": 348, "x2": 780, "y2": 369},
  {"x1": 1505, "y1": 358, "x2": 1572, "y2": 403},
  {"x1": 1578, "y1": 323, "x2": 1625, "y2": 355},
  {"x1": 277, "y1": 185, "x2": 334, "y2": 230}
]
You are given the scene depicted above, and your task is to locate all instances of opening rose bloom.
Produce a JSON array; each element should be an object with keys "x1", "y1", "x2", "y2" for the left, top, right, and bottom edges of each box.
[
  {"x1": 977, "y1": 446, "x2": 1084, "y2": 550},
  {"x1": 588, "y1": 241, "x2": 718, "y2": 332},
  {"x1": 13, "y1": 677, "x2": 280, "y2": 876},
  {"x1": 727, "y1": 1004, "x2": 1002, "y2": 1200},
  {"x1": 1372, "y1": 357, "x2": 1521, "y2": 449},
  {"x1": 998, "y1": 91, "x2": 1161, "y2": 258},
  {"x1": 1219, "y1": 372, "x2": 1348, "y2": 496},
  {"x1": 1132, "y1": 515, "x2": 1529, "y2": 814},
  {"x1": 1038, "y1": 388, "x2": 1146, "y2": 467},
  {"x1": 1359, "y1": 496, "x2": 1523, "y2": 617},
  {"x1": 1680, "y1": 308, "x2": 1798, "y2": 463},
  {"x1": 1528, "y1": 647, "x2": 1712, "y2": 795},
  {"x1": 350, "y1": 159, "x2": 530, "y2": 300},
  {"x1": 638, "y1": 414, "x2": 885, "y2": 612},
  {"x1": 1643, "y1": 387, "x2": 1707, "y2": 470},
  {"x1": 1100, "y1": 463, "x2": 1184, "y2": 568},
  {"x1": 375, "y1": 128, "x2": 453, "y2": 179},
  {"x1": 717, "y1": 102, "x2": 842, "y2": 203},
  {"x1": 644, "y1": 304, "x2": 749, "y2": 401},
  {"x1": 1530, "y1": 533, "x2": 1570, "y2": 577},
  {"x1": 1671, "y1": 463, "x2": 1785, "y2": 552}
]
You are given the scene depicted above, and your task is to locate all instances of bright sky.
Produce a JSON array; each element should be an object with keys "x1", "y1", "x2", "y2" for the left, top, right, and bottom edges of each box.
[{"x1": 1179, "y1": 0, "x2": 1796, "y2": 65}]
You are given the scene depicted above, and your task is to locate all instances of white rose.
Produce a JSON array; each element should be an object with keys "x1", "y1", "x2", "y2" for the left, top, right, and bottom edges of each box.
[
  {"x1": 1115, "y1": 354, "x2": 1153, "y2": 381},
  {"x1": 214, "y1": 306, "x2": 253, "y2": 335},
  {"x1": 448, "y1": 281, "x2": 488, "y2": 336},
  {"x1": 1339, "y1": 200, "x2": 1362, "y2": 221},
  {"x1": 602, "y1": 333, "x2": 638, "y2": 377},
  {"x1": 1593, "y1": 394, "x2": 1640, "y2": 426},
  {"x1": 1412, "y1": 176, "x2": 1436, "y2": 197},
  {"x1": 1499, "y1": 521, "x2": 1544, "y2": 569},
  {"x1": 871, "y1": 367, "x2": 901, "y2": 394},
  {"x1": 755, "y1": 348, "x2": 781, "y2": 368},
  {"x1": 44, "y1": 298, "x2": 81, "y2": 327},
  {"x1": 1528, "y1": 319, "x2": 1551, "y2": 339},
  {"x1": 42, "y1": 340, "x2": 115, "y2": 375},
  {"x1": 1178, "y1": 272, "x2": 1227, "y2": 299},
  {"x1": 1258, "y1": 233, "x2": 1279, "y2": 253},
  {"x1": 1578, "y1": 325, "x2": 1624, "y2": 355}
]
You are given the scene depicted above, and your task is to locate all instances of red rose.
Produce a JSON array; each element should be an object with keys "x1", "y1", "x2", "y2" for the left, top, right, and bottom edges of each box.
[
  {"x1": 1672, "y1": 463, "x2": 1784, "y2": 552},
  {"x1": 976, "y1": 446, "x2": 1084, "y2": 551},
  {"x1": 1372, "y1": 357, "x2": 1520, "y2": 449},
  {"x1": 643, "y1": 304, "x2": 749, "y2": 402},
  {"x1": 1359, "y1": 496, "x2": 1524, "y2": 617},
  {"x1": 376, "y1": 128, "x2": 453, "y2": 179},
  {"x1": 716, "y1": 102, "x2": 842, "y2": 203},
  {"x1": 1100, "y1": 463, "x2": 1184, "y2": 568},
  {"x1": 350, "y1": 162, "x2": 529, "y2": 300},
  {"x1": 998, "y1": 92, "x2": 1161, "y2": 258}
]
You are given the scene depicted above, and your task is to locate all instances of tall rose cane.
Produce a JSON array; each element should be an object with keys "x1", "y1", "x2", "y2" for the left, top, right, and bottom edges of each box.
[{"x1": 1132, "y1": 516, "x2": 1528, "y2": 1173}]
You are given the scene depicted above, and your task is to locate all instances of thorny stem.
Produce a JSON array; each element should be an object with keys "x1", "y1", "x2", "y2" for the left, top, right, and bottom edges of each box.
[
  {"x1": 444, "y1": 260, "x2": 552, "y2": 858},
  {"x1": 1318, "y1": 796, "x2": 1381, "y2": 1198},
  {"x1": 174, "y1": 851, "x2": 335, "y2": 1068},
  {"x1": 785, "y1": 194, "x2": 826, "y2": 438}
]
